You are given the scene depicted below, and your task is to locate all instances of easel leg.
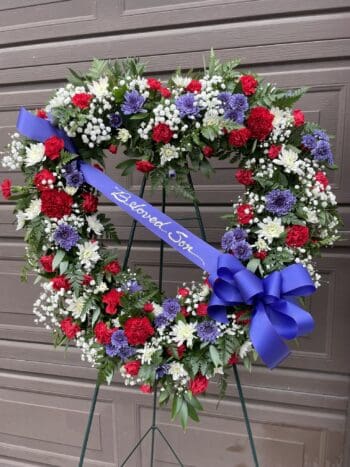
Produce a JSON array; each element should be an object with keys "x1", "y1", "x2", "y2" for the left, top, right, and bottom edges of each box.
[{"x1": 78, "y1": 382, "x2": 101, "y2": 467}]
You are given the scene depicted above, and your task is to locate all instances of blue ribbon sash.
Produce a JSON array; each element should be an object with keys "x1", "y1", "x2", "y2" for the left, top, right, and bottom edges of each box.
[{"x1": 16, "y1": 107, "x2": 316, "y2": 368}]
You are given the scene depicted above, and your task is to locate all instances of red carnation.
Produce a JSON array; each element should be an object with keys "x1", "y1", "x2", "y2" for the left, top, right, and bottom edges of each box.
[
  {"x1": 124, "y1": 360, "x2": 141, "y2": 376},
  {"x1": 108, "y1": 144, "x2": 118, "y2": 154},
  {"x1": 246, "y1": 107, "x2": 274, "y2": 141},
  {"x1": 94, "y1": 322, "x2": 114, "y2": 345},
  {"x1": 285, "y1": 225, "x2": 309, "y2": 247},
  {"x1": 292, "y1": 109, "x2": 305, "y2": 127},
  {"x1": 152, "y1": 123, "x2": 173, "y2": 144},
  {"x1": 83, "y1": 274, "x2": 93, "y2": 285},
  {"x1": 160, "y1": 87, "x2": 171, "y2": 98},
  {"x1": 135, "y1": 160, "x2": 156, "y2": 173},
  {"x1": 235, "y1": 169, "x2": 254, "y2": 186},
  {"x1": 60, "y1": 317, "x2": 80, "y2": 339},
  {"x1": 104, "y1": 260, "x2": 121, "y2": 275},
  {"x1": 51, "y1": 275, "x2": 71, "y2": 291},
  {"x1": 102, "y1": 289, "x2": 124, "y2": 315},
  {"x1": 44, "y1": 136, "x2": 64, "y2": 161},
  {"x1": 1, "y1": 179, "x2": 12, "y2": 199},
  {"x1": 34, "y1": 169, "x2": 56, "y2": 191},
  {"x1": 81, "y1": 193, "x2": 98, "y2": 213},
  {"x1": 41, "y1": 189, "x2": 73, "y2": 219},
  {"x1": 236, "y1": 204, "x2": 254, "y2": 224},
  {"x1": 124, "y1": 317, "x2": 154, "y2": 346},
  {"x1": 143, "y1": 302, "x2": 154, "y2": 313},
  {"x1": 186, "y1": 80, "x2": 202, "y2": 93},
  {"x1": 196, "y1": 303, "x2": 208, "y2": 316},
  {"x1": 177, "y1": 344, "x2": 186, "y2": 359},
  {"x1": 181, "y1": 306, "x2": 190, "y2": 318},
  {"x1": 235, "y1": 310, "x2": 251, "y2": 326},
  {"x1": 240, "y1": 75, "x2": 258, "y2": 96},
  {"x1": 202, "y1": 146, "x2": 214, "y2": 158},
  {"x1": 36, "y1": 109, "x2": 47, "y2": 119},
  {"x1": 71, "y1": 93, "x2": 93, "y2": 109},
  {"x1": 228, "y1": 128, "x2": 251, "y2": 147},
  {"x1": 315, "y1": 171, "x2": 329, "y2": 190},
  {"x1": 268, "y1": 144, "x2": 282, "y2": 160},
  {"x1": 40, "y1": 254, "x2": 54, "y2": 273},
  {"x1": 254, "y1": 250, "x2": 268, "y2": 260},
  {"x1": 188, "y1": 373, "x2": 208, "y2": 395},
  {"x1": 147, "y1": 78, "x2": 162, "y2": 91},
  {"x1": 178, "y1": 287, "x2": 190, "y2": 297},
  {"x1": 228, "y1": 353, "x2": 239, "y2": 365},
  {"x1": 140, "y1": 384, "x2": 153, "y2": 393}
]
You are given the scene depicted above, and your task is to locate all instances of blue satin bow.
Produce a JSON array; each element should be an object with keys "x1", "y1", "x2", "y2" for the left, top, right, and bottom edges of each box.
[{"x1": 208, "y1": 254, "x2": 315, "y2": 368}]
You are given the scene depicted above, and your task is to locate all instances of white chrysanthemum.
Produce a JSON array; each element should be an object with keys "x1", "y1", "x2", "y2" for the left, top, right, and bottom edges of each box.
[
  {"x1": 77, "y1": 241, "x2": 100, "y2": 269},
  {"x1": 47, "y1": 94, "x2": 66, "y2": 110},
  {"x1": 199, "y1": 284, "x2": 210, "y2": 299},
  {"x1": 160, "y1": 144, "x2": 179, "y2": 166},
  {"x1": 305, "y1": 209, "x2": 318, "y2": 224},
  {"x1": 16, "y1": 211, "x2": 26, "y2": 230},
  {"x1": 168, "y1": 362, "x2": 188, "y2": 381},
  {"x1": 64, "y1": 186, "x2": 79, "y2": 196},
  {"x1": 257, "y1": 217, "x2": 284, "y2": 243},
  {"x1": 239, "y1": 340, "x2": 253, "y2": 358},
  {"x1": 270, "y1": 106, "x2": 292, "y2": 128},
  {"x1": 254, "y1": 238, "x2": 270, "y2": 251},
  {"x1": 203, "y1": 109, "x2": 223, "y2": 127},
  {"x1": 173, "y1": 76, "x2": 191, "y2": 88},
  {"x1": 88, "y1": 76, "x2": 110, "y2": 100},
  {"x1": 273, "y1": 147, "x2": 303, "y2": 175},
  {"x1": 152, "y1": 303, "x2": 163, "y2": 317},
  {"x1": 25, "y1": 143, "x2": 45, "y2": 167},
  {"x1": 117, "y1": 128, "x2": 131, "y2": 143},
  {"x1": 67, "y1": 296, "x2": 86, "y2": 319},
  {"x1": 87, "y1": 214, "x2": 104, "y2": 235},
  {"x1": 25, "y1": 198, "x2": 41, "y2": 220},
  {"x1": 171, "y1": 321, "x2": 196, "y2": 348},
  {"x1": 138, "y1": 343, "x2": 157, "y2": 365}
]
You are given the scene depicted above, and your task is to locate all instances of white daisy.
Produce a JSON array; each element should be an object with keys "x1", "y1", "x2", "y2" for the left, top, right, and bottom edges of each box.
[
  {"x1": 138, "y1": 343, "x2": 157, "y2": 365},
  {"x1": 171, "y1": 321, "x2": 196, "y2": 348},
  {"x1": 168, "y1": 361, "x2": 188, "y2": 381},
  {"x1": 88, "y1": 76, "x2": 110, "y2": 100},
  {"x1": 239, "y1": 340, "x2": 253, "y2": 358},
  {"x1": 25, "y1": 198, "x2": 41, "y2": 220},
  {"x1": 67, "y1": 296, "x2": 86, "y2": 320},
  {"x1": 273, "y1": 147, "x2": 303, "y2": 175},
  {"x1": 254, "y1": 238, "x2": 270, "y2": 251},
  {"x1": 77, "y1": 241, "x2": 100, "y2": 269},
  {"x1": 117, "y1": 129, "x2": 131, "y2": 143},
  {"x1": 257, "y1": 217, "x2": 284, "y2": 243},
  {"x1": 172, "y1": 76, "x2": 192, "y2": 88},
  {"x1": 86, "y1": 214, "x2": 104, "y2": 235},
  {"x1": 160, "y1": 144, "x2": 179, "y2": 166},
  {"x1": 25, "y1": 143, "x2": 45, "y2": 167}
]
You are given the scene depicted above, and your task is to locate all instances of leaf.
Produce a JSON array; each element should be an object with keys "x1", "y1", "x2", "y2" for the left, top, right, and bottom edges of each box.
[
  {"x1": 246, "y1": 258, "x2": 260, "y2": 273},
  {"x1": 187, "y1": 403, "x2": 200, "y2": 422},
  {"x1": 171, "y1": 394, "x2": 183, "y2": 419},
  {"x1": 52, "y1": 250, "x2": 66, "y2": 270},
  {"x1": 59, "y1": 261, "x2": 69, "y2": 275},
  {"x1": 129, "y1": 113, "x2": 148, "y2": 120},
  {"x1": 209, "y1": 345, "x2": 222, "y2": 367},
  {"x1": 180, "y1": 401, "x2": 189, "y2": 429},
  {"x1": 91, "y1": 308, "x2": 101, "y2": 328},
  {"x1": 159, "y1": 389, "x2": 170, "y2": 405}
]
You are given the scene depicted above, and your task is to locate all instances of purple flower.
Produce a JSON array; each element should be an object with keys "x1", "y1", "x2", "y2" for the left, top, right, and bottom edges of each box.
[
  {"x1": 175, "y1": 93, "x2": 201, "y2": 118},
  {"x1": 197, "y1": 320, "x2": 220, "y2": 343},
  {"x1": 265, "y1": 189, "x2": 296, "y2": 216},
  {"x1": 105, "y1": 344, "x2": 119, "y2": 357},
  {"x1": 156, "y1": 364, "x2": 170, "y2": 379},
  {"x1": 217, "y1": 92, "x2": 234, "y2": 108},
  {"x1": 109, "y1": 112, "x2": 123, "y2": 128},
  {"x1": 122, "y1": 280, "x2": 142, "y2": 294},
  {"x1": 53, "y1": 224, "x2": 80, "y2": 251},
  {"x1": 232, "y1": 240, "x2": 252, "y2": 261},
  {"x1": 154, "y1": 314, "x2": 169, "y2": 328},
  {"x1": 313, "y1": 129, "x2": 329, "y2": 142},
  {"x1": 218, "y1": 92, "x2": 248, "y2": 123},
  {"x1": 302, "y1": 134, "x2": 317, "y2": 150},
  {"x1": 311, "y1": 140, "x2": 333, "y2": 164},
  {"x1": 65, "y1": 171, "x2": 84, "y2": 187},
  {"x1": 106, "y1": 343, "x2": 135, "y2": 361},
  {"x1": 224, "y1": 108, "x2": 245, "y2": 123},
  {"x1": 64, "y1": 160, "x2": 79, "y2": 174},
  {"x1": 162, "y1": 298, "x2": 181, "y2": 320},
  {"x1": 111, "y1": 330, "x2": 128, "y2": 348},
  {"x1": 229, "y1": 94, "x2": 249, "y2": 112},
  {"x1": 121, "y1": 90, "x2": 146, "y2": 115},
  {"x1": 221, "y1": 228, "x2": 247, "y2": 251}
]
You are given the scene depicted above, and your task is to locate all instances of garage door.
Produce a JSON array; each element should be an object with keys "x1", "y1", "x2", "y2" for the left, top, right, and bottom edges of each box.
[{"x1": 0, "y1": 1, "x2": 349, "y2": 466}]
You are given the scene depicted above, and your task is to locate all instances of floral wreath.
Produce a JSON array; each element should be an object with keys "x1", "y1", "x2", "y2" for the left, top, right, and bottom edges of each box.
[{"x1": 1, "y1": 52, "x2": 340, "y2": 427}]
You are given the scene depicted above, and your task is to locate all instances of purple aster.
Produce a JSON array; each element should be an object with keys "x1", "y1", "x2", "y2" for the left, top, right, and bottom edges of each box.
[
  {"x1": 313, "y1": 129, "x2": 329, "y2": 142},
  {"x1": 224, "y1": 108, "x2": 245, "y2": 123},
  {"x1": 311, "y1": 140, "x2": 334, "y2": 164},
  {"x1": 217, "y1": 92, "x2": 234, "y2": 108},
  {"x1": 197, "y1": 320, "x2": 220, "y2": 343},
  {"x1": 154, "y1": 314, "x2": 170, "y2": 328},
  {"x1": 221, "y1": 228, "x2": 247, "y2": 251},
  {"x1": 231, "y1": 240, "x2": 252, "y2": 261},
  {"x1": 175, "y1": 93, "x2": 201, "y2": 118},
  {"x1": 156, "y1": 364, "x2": 170, "y2": 379},
  {"x1": 53, "y1": 224, "x2": 80, "y2": 251},
  {"x1": 265, "y1": 189, "x2": 296, "y2": 216},
  {"x1": 109, "y1": 112, "x2": 123, "y2": 128},
  {"x1": 122, "y1": 280, "x2": 142, "y2": 294},
  {"x1": 64, "y1": 160, "x2": 79, "y2": 174},
  {"x1": 121, "y1": 90, "x2": 146, "y2": 115},
  {"x1": 105, "y1": 344, "x2": 119, "y2": 357},
  {"x1": 111, "y1": 329, "x2": 128, "y2": 348},
  {"x1": 162, "y1": 298, "x2": 181, "y2": 320},
  {"x1": 65, "y1": 170, "x2": 84, "y2": 188},
  {"x1": 301, "y1": 134, "x2": 317, "y2": 150},
  {"x1": 114, "y1": 345, "x2": 136, "y2": 361},
  {"x1": 229, "y1": 94, "x2": 249, "y2": 112}
]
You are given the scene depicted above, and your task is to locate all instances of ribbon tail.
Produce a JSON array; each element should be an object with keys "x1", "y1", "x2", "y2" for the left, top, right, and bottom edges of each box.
[
  {"x1": 279, "y1": 299, "x2": 315, "y2": 336},
  {"x1": 250, "y1": 303, "x2": 290, "y2": 369}
]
